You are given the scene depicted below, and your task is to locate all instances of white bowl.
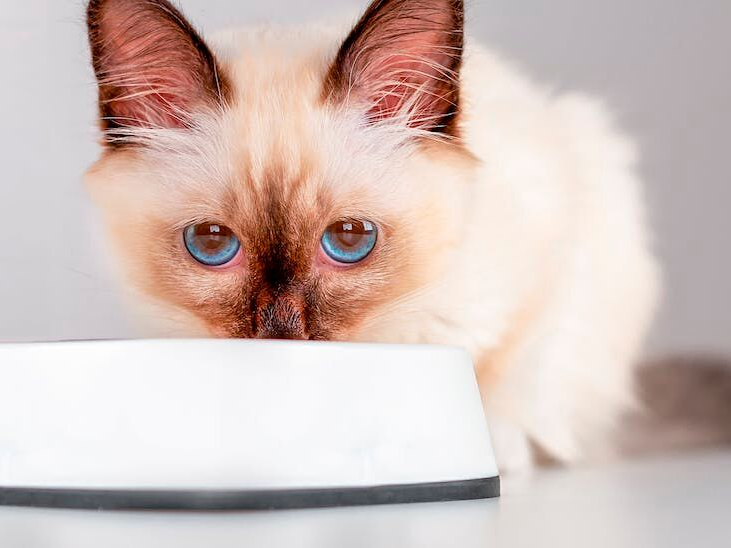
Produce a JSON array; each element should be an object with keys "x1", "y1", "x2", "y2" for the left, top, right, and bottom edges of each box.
[{"x1": 0, "y1": 340, "x2": 499, "y2": 510}]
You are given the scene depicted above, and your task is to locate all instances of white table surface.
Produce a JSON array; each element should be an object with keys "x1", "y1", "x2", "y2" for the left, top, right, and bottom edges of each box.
[{"x1": 1, "y1": 450, "x2": 729, "y2": 548}]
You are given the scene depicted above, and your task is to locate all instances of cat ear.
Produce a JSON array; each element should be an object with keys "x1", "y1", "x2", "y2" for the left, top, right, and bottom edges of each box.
[
  {"x1": 87, "y1": 0, "x2": 230, "y2": 142},
  {"x1": 324, "y1": 0, "x2": 464, "y2": 135}
]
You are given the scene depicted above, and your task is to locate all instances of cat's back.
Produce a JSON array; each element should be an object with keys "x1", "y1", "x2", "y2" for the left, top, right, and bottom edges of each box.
[{"x1": 459, "y1": 41, "x2": 651, "y2": 251}]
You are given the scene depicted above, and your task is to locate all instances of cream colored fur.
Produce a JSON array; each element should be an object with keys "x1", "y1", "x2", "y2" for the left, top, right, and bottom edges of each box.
[{"x1": 87, "y1": 23, "x2": 660, "y2": 472}]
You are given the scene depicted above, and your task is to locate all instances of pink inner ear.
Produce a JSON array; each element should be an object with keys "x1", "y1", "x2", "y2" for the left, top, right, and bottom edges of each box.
[
  {"x1": 103, "y1": 79, "x2": 192, "y2": 130},
  {"x1": 89, "y1": 0, "x2": 223, "y2": 131},
  {"x1": 365, "y1": 47, "x2": 458, "y2": 126},
  {"x1": 329, "y1": 0, "x2": 463, "y2": 132}
]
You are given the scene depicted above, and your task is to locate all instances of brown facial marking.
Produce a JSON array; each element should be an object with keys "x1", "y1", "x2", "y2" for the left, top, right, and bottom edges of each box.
[
  {"x1": 240, "y1": 189, "x2": 318, "y2": 340},
  {"x1": 129, "y1": 155, "x2": 408, "y2": 343},
  {"x1": 253, "y1": 290, "x2": 308, "y2": 340}
]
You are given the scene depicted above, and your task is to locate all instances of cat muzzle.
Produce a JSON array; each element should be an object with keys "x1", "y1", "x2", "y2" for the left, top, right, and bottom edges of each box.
[{"x1": 253, "y1": 292, "x2": 309, "y2": 340}]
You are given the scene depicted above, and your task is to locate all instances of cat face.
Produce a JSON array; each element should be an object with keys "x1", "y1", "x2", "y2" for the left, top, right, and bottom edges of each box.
[{"x1": 86, "y1": 0, "x2": 474, "y2": 341}]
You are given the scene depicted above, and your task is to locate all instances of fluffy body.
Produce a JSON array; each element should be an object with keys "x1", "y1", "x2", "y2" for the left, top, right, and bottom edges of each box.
[{"x1": 87, "y1": 10, "x2": 660, "y2": 470}]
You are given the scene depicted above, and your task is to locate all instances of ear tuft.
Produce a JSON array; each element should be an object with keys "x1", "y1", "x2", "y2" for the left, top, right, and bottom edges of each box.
[
  {"x1": 324, "y1": 0, "x2": 464, "y2": 135},
  {"x1": 87, "y1": 0, "x2": 230, "y2": 144}
]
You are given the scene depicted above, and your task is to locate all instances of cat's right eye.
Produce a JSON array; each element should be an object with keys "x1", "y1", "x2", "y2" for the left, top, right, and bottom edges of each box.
[{"x1": 184, "y1": 223, "x2": 242, "y2": 267}]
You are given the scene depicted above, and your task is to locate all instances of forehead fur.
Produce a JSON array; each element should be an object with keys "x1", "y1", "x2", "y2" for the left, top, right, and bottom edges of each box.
[{"x1": 94, "y1": 26, "x2": 471, "y2": 228}]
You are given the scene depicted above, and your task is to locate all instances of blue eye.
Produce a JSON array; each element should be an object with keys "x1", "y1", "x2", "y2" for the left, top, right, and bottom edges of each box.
[
  {"x1": 321, "y1": 220, "x2": 378, "y2": 264},
  {"x1": 184, "y1": 223, "x2": 241, "y2": 267}
]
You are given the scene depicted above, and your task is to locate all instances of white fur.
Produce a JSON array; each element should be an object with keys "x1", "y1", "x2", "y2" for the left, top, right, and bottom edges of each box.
[{"x1": 88, "y1": 22, "x2": 660, "y2": 472}]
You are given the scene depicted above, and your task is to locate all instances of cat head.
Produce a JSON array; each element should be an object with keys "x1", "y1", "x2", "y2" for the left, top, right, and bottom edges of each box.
[{"x1": 85, "y1": 0, "x2": 476, "y2": 341}]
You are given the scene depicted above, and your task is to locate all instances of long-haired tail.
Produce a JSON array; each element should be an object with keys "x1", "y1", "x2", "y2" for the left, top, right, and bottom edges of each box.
[{"x1": 618, "y1": 357, "x2": 731, "y2": 456}]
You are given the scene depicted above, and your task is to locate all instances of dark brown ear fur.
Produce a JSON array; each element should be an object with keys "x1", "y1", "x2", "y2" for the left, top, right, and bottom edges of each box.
[
  {"x1": 87, "y1": 0, "x2": 230, "y2": 144},
  {"x1": 324, "y1": 0, "x2": 464, "y2": 135}
]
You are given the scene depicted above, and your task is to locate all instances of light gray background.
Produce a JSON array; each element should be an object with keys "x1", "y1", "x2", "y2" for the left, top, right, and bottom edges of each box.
[{"x1": 0, "y1": 1, "x2": 729, "y2": 354}]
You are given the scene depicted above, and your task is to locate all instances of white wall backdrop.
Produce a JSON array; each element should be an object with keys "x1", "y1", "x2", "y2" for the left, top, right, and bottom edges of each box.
[{"x1": 1, "y1": 1, "x2": 729, "y2": 354}]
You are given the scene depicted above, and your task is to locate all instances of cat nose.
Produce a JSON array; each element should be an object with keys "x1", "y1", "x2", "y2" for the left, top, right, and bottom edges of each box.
[{"x1": 253, "y1": 292, "x2": 309, "y2": 340}]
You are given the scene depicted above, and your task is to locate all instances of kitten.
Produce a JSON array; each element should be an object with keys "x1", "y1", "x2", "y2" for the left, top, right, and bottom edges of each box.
[{"x1": 85, "y1": 0, "x2": 661, "y2": 471}]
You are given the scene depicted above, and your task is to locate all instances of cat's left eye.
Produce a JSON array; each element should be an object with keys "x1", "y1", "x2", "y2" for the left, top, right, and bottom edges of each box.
[
  {"x1": 184, "y1": 223, "x2": 241, "y2": 267},
  {"x1": 321, "y1": 220, "x2": 378, "y2": 264}
]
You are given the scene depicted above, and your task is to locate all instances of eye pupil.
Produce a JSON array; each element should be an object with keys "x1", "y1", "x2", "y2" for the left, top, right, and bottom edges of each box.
[
  {"x1": 322, "y1": 220, "x2": 378, "y2": 264},
  {"x1": 185, "y1": 223, "x2": 241, "y2": 267},
  {"x1": 337, "y1": 232, "x2": 359, "y2": 248},
  {"x1": 334, "y1": 223, "x2": 363, "y2": 248}
]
